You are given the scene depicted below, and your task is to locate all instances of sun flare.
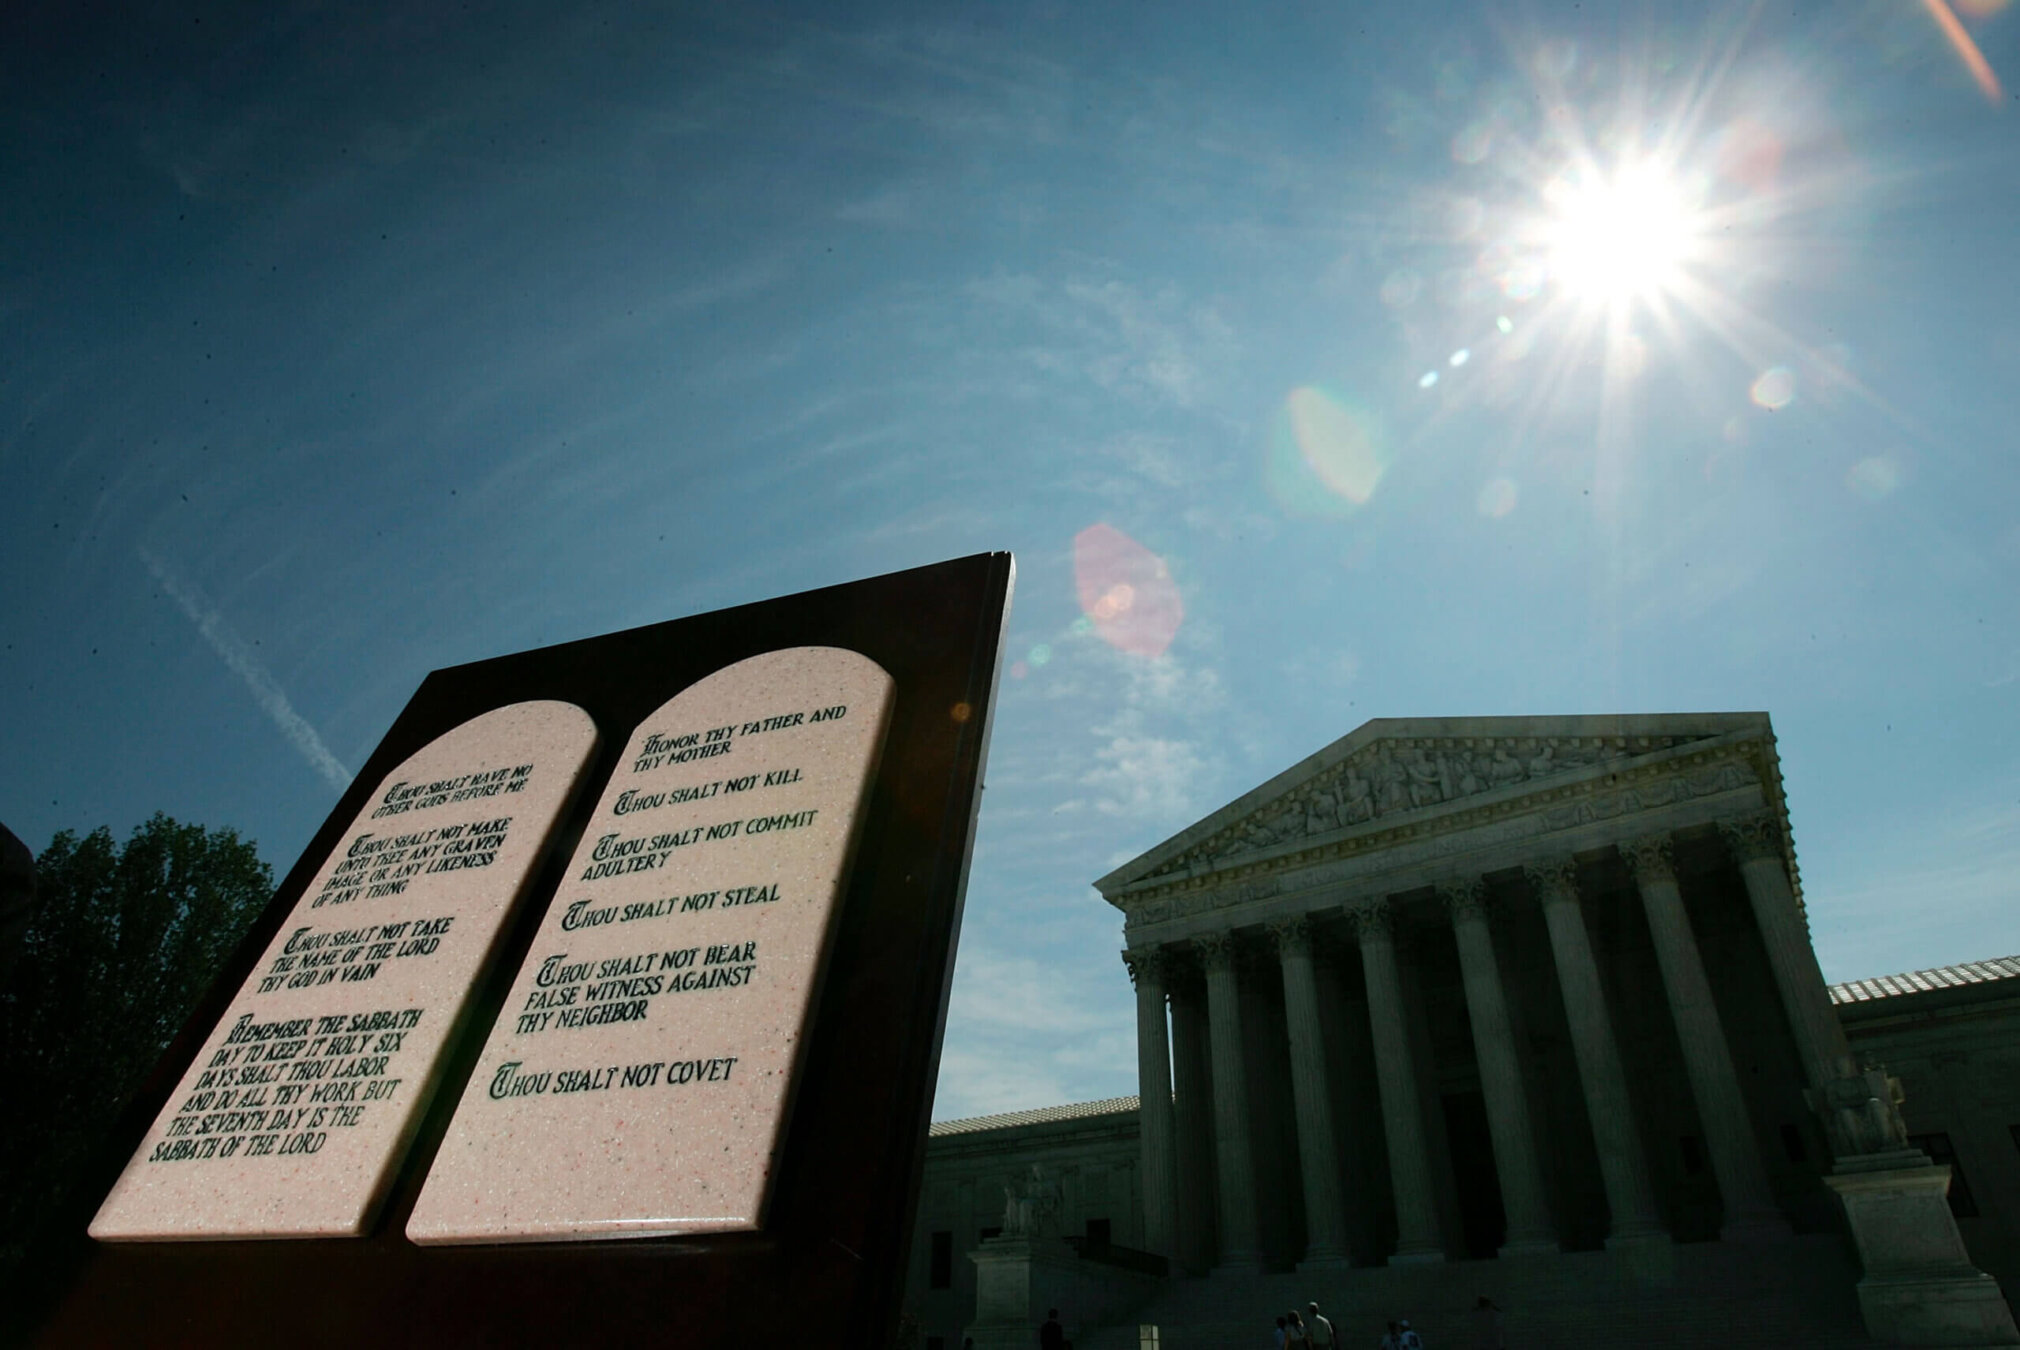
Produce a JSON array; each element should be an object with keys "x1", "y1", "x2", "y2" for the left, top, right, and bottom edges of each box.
[{"x1": 1541, "y1": 158, "x2": 1705, "y2": 307}]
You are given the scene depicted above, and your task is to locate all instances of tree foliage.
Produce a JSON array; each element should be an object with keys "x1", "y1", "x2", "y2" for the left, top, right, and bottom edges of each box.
[{"x1": 0, "y1": 813, "x2": 272, "y2": 1249}]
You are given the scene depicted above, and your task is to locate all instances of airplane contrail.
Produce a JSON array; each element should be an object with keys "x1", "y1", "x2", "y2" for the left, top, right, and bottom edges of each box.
[{"x1": 139, "y1": 547, "x2": 353, "y2": 792}]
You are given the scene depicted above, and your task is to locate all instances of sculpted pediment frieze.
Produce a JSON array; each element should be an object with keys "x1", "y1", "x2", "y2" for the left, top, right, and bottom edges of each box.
[{"x1": 1137, "y1": 732, "x2": 1717, "y2": 881}]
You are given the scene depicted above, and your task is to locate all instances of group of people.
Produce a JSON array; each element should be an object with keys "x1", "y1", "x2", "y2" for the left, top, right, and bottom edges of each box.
[
  {"x1": 1269, "y1": 1303, "x2": 1345, "y2": 1349},
  {"x1": 1031, "y1": 1294, "x2": 1503, "y2": 1350},
  {"x1": 1270, "y1": 1296, "x2": 1504, "y2": 1350}
]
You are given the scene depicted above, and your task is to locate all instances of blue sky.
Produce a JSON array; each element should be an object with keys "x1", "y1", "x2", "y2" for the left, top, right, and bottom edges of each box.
[{"x1": 4, "y1": 0, "x2": 2016, "y2": 1121}]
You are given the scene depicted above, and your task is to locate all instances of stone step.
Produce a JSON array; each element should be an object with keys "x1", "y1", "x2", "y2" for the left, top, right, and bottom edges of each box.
[
  {"x1": 1071, "y1": 1237, "x2": 1878, "y2": 1350},
  {"x1": 1084, "y1": 1316, "x2": 1878, "y2": 1350}
]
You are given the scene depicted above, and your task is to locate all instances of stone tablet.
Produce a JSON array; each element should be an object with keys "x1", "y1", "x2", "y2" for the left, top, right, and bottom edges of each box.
[
  {"x1": 407, "y1": 646, "x2": 895, "y2": 1244},
  {"x1": 90, "y1": 701, "x2": 600, "y2": 1241}
]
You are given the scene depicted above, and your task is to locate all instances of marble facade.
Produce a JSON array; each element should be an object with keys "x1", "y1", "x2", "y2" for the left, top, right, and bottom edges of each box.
[
  {"x1": 1105, "y1": 714, "x2": 1835, "y2": 1270},
  {"x1": 902, "y1": 713, "x2": 2020, "y2": 1349}
]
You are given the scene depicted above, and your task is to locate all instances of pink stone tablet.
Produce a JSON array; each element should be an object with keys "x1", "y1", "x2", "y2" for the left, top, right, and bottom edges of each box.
[
  {"x1": 407, "y1": 646, "x2": 895, "y2": 1244},
  {"x1": 90, "y1": 701, "x2": 599, "y2": 1241}
]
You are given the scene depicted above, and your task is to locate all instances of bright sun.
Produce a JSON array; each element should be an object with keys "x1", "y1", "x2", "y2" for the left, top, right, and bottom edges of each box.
[{"x1": 1542, "y1": 157, "x2": 1704, "y2": 306}]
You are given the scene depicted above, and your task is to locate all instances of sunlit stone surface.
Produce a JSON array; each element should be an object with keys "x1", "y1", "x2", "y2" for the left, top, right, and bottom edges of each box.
[
  {"x1": 408, "y1": 646, "x2": 894, "y2": 1244},
  {"x1": 91, "y1": 701, "x2": 599, "y2": 1240}
]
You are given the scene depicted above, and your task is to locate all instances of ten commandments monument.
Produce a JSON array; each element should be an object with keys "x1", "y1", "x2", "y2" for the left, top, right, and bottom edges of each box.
[{"x1": 35, "y1": 553, "x2": 1015, "y2": 1350}]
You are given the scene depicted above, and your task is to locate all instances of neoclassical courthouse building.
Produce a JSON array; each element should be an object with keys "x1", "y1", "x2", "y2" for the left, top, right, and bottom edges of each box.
[{"x1": 902, "y1": 715, "x2": 2020, "y2": 1349}]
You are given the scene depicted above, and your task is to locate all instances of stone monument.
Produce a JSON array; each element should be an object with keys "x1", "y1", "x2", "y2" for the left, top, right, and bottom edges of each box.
[
  {"x1": 91, "y1": 701, "x2": 600, "y2": 1240},
  {"x1": 410, "y1": 648, "x2": 895, "y2": 1242},
  {"x1": 968, "y1": 1165, "x2": 1162, "y2": 1350},
  {"x1": 32, "y1": 553, "x2": 1013, "y2": 1350},
  {"x1": 1817, "y1": 1059, "x2": 2020, "y2": 1345}
]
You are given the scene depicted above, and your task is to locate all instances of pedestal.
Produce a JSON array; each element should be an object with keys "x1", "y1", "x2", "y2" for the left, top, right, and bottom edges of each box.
[
  {"x1": 966, "y1": 1235, "x2": 1165, "y2": 1350},
  {"x1": 968, "y1": 1236, "x2": 1078, "y2": 1350},
  {"x1": 1825, "y1": 1151, "x2": 2020, "y2": 1346}
]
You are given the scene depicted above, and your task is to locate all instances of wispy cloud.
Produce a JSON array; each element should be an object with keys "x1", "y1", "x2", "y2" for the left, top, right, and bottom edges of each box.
[
  {"x1": 1083, "y1": 731, "x2": 1209, "y2": 822},
  {"x1": 950, "y1": 949, "x2": 1118, "y2": 1037},
  {"x1": 837, "y1": 182, "x2": 929, "y2": 226},
  {"x1": 935, "y1": 946, "x2": 1136, "y2": 1119},
  {"x1": 964, "y1": 272, "x2": 1238, "y2": 408},
  {"x1": 1080, "y1": 651, "x2": 1226, "y2": 821},
  {"x1": 931, "y1": 632, "x2": 1234, "y2": 1119},
  {"x1": 140, "y1": 548, "x2": 352, "y2": 792}
]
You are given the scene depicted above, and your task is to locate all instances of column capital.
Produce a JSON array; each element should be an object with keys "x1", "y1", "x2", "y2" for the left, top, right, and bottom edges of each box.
[
  {"x1": 1344, "y1": 898, "x2": 1394, "y2": 942},
  {"x1": 1620, "y1": 833, "x2": 1677, "y2": 885},
  {"x1": 1269, "y1": 915, "x2": 1314, "y2": 958},
  {"x1": 1719, "y1": 811, "x2": 1783, "y2": 864},
  {"x1": 1122, "y1": 946, "x2": 1169, "y2": 987},
  {"x1": 1193, "y1": 930, "x2": 1237, "y2": 971},
  {"x1": 1438, "y1": 877, "x2": 1490, "y2": 924},
  {"x1": 1524, "y1": 858, "x2": 1581, "y2": 906}
]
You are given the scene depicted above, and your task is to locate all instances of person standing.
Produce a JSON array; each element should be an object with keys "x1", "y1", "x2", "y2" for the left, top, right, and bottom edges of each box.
[
  {"x1": 1039, "y1": 1308, "x2": 1065, "y2": 1350},
  {"x1": 1286, "y1": 1310, "x2": 1310, "y2": 1349},
  {"x1": 1380, "y1": 1322, "x2": 1403, "y2": 1350},
  {"x1": 1397, "y1": 1319, "x2": 1424, "y2": 1349},
  {"x1": 1273, "y1": 1314, "x2": 1289, "y2": 1350},
  {"x1": 1305, "y1": 1303, "x2": 1336, "y2": 1350},
  {"x1": 1470, "y1": 1296, "x2": 1504, "y2": 1350}
]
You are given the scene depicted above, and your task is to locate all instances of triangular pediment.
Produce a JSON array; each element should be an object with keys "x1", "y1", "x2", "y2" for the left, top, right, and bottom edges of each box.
[{"x1": 1096, "y1": 712, "x2": 1769, "y2": 896}]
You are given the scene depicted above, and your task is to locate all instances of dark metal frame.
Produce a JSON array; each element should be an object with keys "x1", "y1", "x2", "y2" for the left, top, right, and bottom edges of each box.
[{"x1": 31, "y1": 552, "x2": 1014, "y2": 1349}]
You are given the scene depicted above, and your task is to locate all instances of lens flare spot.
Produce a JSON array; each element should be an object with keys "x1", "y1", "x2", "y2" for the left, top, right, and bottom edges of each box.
[
  {"x1": 1477, "y1": 476, "x2": 1519, "y2": 518},
  {"x1": 1419, "y1": 371, "x2": 1440, "y2": 389},
  {"x1": 1847, "y1": 456, "x2": 1902, "y2": 500},
  {"x1": 1446, "y1": 196, "x2": 1486, "y2": 240},
  {"x1": 1451, "y1": 121, "x2": 1493, "y2": 165},
  {"x1": 1072, "y1": 524, "x2": 1184, "y2": 658},
  {"x1": 1538, "y1": 40, "x2": 1578, "y2": 80},
  {"x1": 1750, "y1": 367, "x2": 1796, "y2": 410},
  {"x1": 1009, "y1": 660, "x2": 1029, "y2": 679},
  {"x1": 1922, "y1": 0, "x2": 2005, "y2": 103},
  {"x1": 1955, "y1": 0, "x2": 2008, "y2": 15},
  {"x1": 1496, "y1": 315, "x2": 1514, "y2": 334},
  {"x1": 1498, "y1": 260, "x2": 1545, "y2": 301},
  {"x1": 1288, "y1": 387, "x2": 1387, "y2": 500},
  {"x1": 1722, "y1": 415, "x2": 1749, "y2": 445},
  {"x1": 1090, "y1": 582, "x2": 1135, "y2": 621},
  {"x1": 1069, "y1": 615, "x2": 1093, "y2": 635},
  {"x1": 1713, "y1": 116, "x2": 1785, "y2": 194},
  {"x1": 1029, "y1": 644, "x2": 1052, "y2": 667},
  {"x1": 1450, "y1": 348, "x2": 1471, "y2": 367},
  {"x1": 1268, "y1": 388, "x2": 1391, "y2": 518},
  {"x1": 1380, "y1": 270, "x2": 1422, "y2": 308}
]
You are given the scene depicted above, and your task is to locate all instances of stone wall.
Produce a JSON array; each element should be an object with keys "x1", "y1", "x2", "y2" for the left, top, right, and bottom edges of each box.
[
  {"x1": 903, "y1": 1103, "x2": 1142, "y2": 1350},
  {"x1": 1841, "y1": 972, "x2": 2020, "y2": 1307}
]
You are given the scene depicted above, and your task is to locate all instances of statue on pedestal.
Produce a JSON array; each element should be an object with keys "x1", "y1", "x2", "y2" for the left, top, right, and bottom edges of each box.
[
  {"x1": 1809, "y1": 1059, "x2": 1912, "y2": 1162},
  {"x1": 999, "y1": 1164, "x2": 1062, "y2": 1238}
]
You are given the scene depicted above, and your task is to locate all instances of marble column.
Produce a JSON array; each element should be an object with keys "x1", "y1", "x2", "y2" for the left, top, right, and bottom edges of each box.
[
  {"x1": 1195, "y1": 932, "x2": 1263, "y2": 1271},
  {"x1": 1169, "y1": 973, "x2": 1216, "y2": 1274},
  {"x1": 1348, "y1": 899, "x2": 1444, "y2": 1263},
  {"x1": 1526, "y1": 859, "x2": 1668, "y2": 1245},
  {"x1": 1439, "y1": 879, "x2": 1558, "y2": 1255},
  {"x1": 1270, "y1": 916, "x2": 1350, "y2": 1269},
  {"x1": 1719, "y1": 812, "x2": 1853, "y2": 1090},
  {"x1": 1621, "y1": 835, "x2": 1791, "y2": 1240},
  {"x1": 1124, "y1": 947, "x2": 1181, "y2": 1262}
]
